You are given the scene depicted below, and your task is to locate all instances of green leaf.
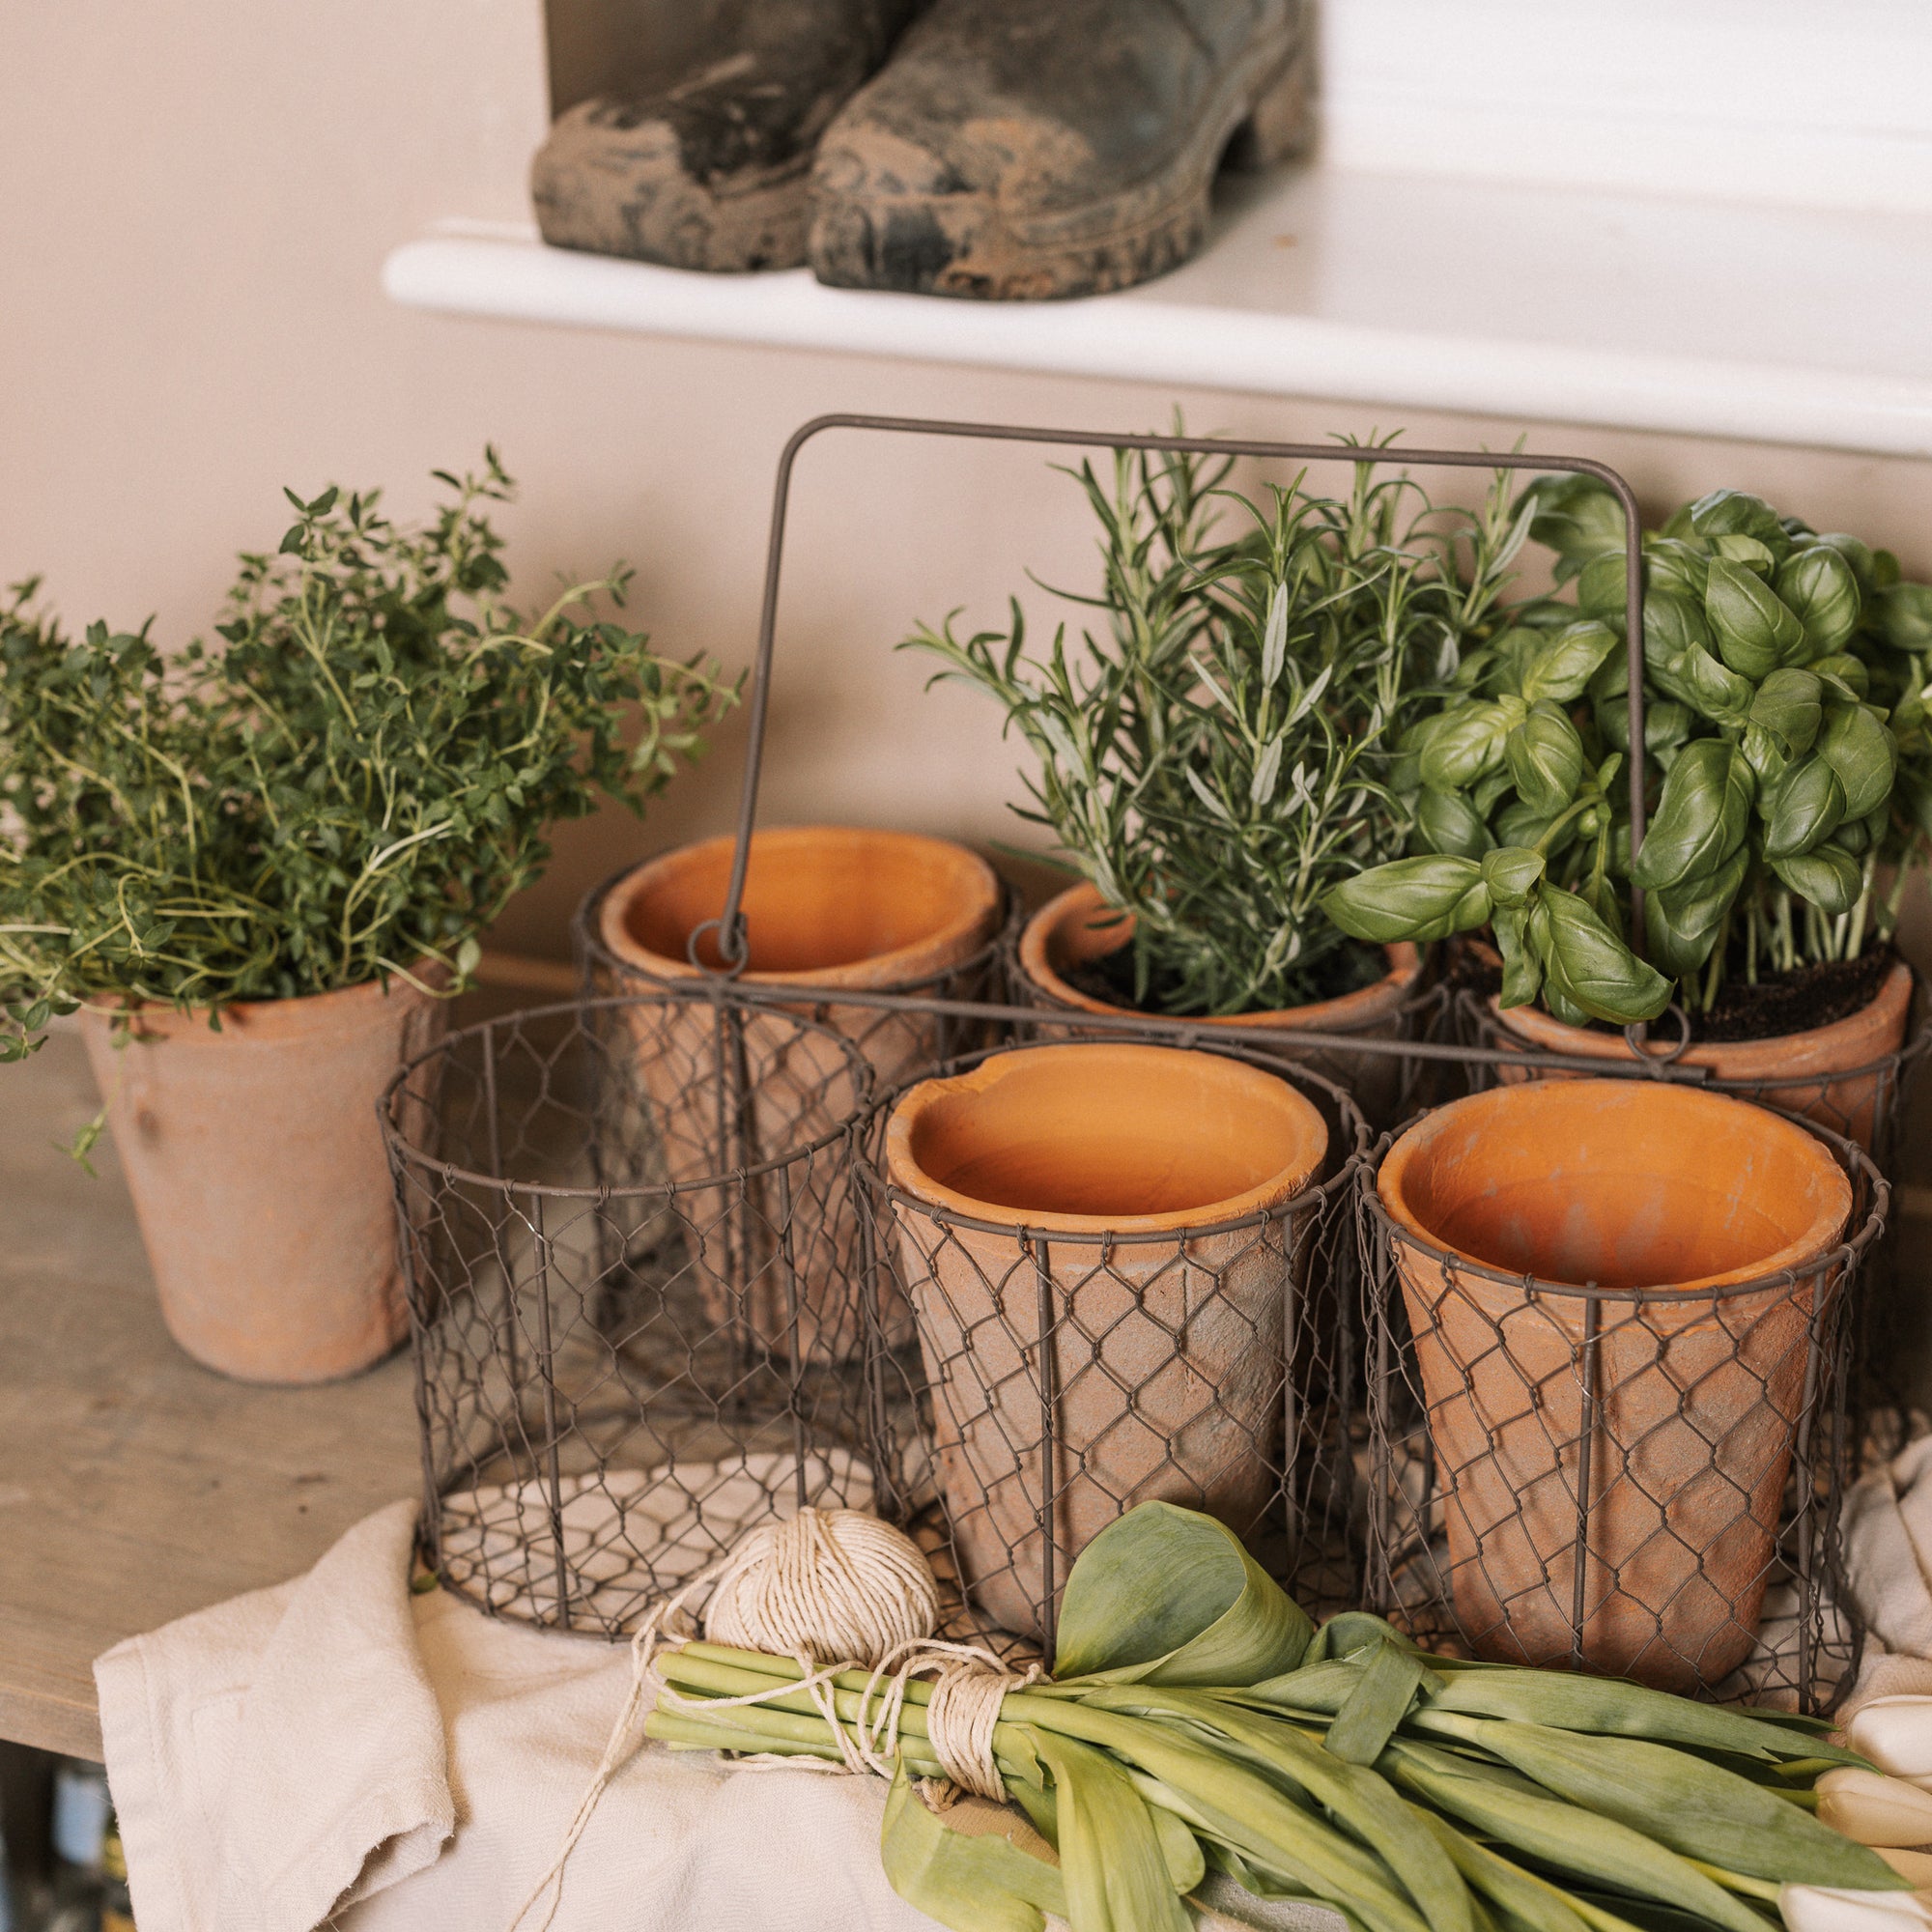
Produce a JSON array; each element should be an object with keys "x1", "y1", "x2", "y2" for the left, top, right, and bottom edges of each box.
[
  {"x1": 1577, "y1": 551, "x2": 1631, "y2": 621},
  {"x1": 1414, "y1": 1713, "x2": 1903, "y2": 1892},
  {"x1": 1522, "y1": 473, "x2": 1627, "y2": 580},
  {"x1": 1518, "y1": 620, "x2": 1618, "y2": 704},
  {"x1": 1776, "y1": 546, "x2": 1861, "y2": 658},
  {"x1": 1030, "y1": 1731, "x2": 1191, "y2": 1932},
  {"x1": 1747, "y1": 667, "x2": 1824, "y2": 759},
  {"x1": 1764, "y1": 755, "x2": 1848, "y2": 859},
  {"x1": 1644, "y1": 845, "x2": 1748, "y2": 979},
  {"x1": 1876, "y1": 581, "x2": 1932, "y2": 654},
  {"x1": 1629, "y1": 739, "x2": 1751, "y2": 892},
  {"x1": 1538, "y1": 885, "x2": 1673, "y2": 1025},
  {"x1": 1817, "y1": 701, "x2": 1897, "y2": 819},
  {"x1": 1323, "y1": 856, "x2": 1492, "y2": 947},
  {"x1": 1481, "y1": 846, "x2": 1546, "y2": 907},
  {"x1": 1642, "y1": 536, "x2": 1710, "y2": 604},
  {"x1": 1325, "y1": 1642, "x2": 1430, "y2": 1768},
  {"x1": 1771, "y1": 844, "x2": 1863, "y2": 917},
  {"x1": 1415, "y1": 787, "x2": 1493, "y2": 859},
  {"x1": 880, "y1": 1765, "x2": 1067, "y2": 1932},
  {"x1": 1053, "y1": 1502, "x2": 1313, "y2": 1687},
  {"x1": 1705, "y1": 556, "x2": 1804, "y2": 678},
  {"x1": 1504, "y1": 704, "x2": 1586, "y2": 818},
  {"x1": 1688, "y1": 488, "x2": 1787, "y2": 551},
  {"x1": 1419, "y1": 705, "x2": 1512, "y2": 790},
  {"x1": 1492, "y1": 903, "x2": 1544, "y2": 1009}
]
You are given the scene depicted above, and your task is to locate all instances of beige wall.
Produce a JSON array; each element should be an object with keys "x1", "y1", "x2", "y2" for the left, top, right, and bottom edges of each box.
[{"x1": 6, "y1": 1, "x2": 1932, "y2": 965}]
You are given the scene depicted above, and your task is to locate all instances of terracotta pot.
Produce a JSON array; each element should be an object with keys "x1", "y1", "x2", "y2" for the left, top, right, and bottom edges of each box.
[
  {"x1": 78, "y1": 974, "x2": 448, "y2": 1383},
  {"x1": 885, "y1": 1042, "x2": 1329, "y2": 1639},
  {"x1": 599, "y1": 826, "x2": 1003, "y2": 1359},
  {"x1": 1488, "y1": 957, "x2": 1913, "y2": 1151},
  {"x1": 1017, "y1": 881, "x2": 1421, "y2": 1125},
  {"x1": 1378, "y1": 1079, "x2": 1852, "y2": 1690}
]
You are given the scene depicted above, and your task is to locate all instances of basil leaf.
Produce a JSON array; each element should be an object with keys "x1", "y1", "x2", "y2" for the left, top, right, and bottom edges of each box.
[
  {"x1": 1771, "y1": 845, "x2": 1863, "y2": 917},
  {"x1": 1747, "y1": 667, "x2": 1824, "y2": 758},
  {"x1": 1740, "y1": 723, "x2": 1789, "y2": 787},
  {"x1": 1763, "y1": 755, "x2": 1848, "y2": 859},
  {"x1": 1817, "y1": 701, "x2": 1897, "y2": 819},
  {"x1": 1797, "y1": 529, "x2": 1878, "y2": 595},
  {"x1": 1644, "y1": 846, "x2": 1749, "y2": 979},
  {"x1": 1689, "y1": 488, "x2": 1788, "y2": 553},
  {"x1": 1415, "y1": 786, "x2": 1492, "y2": 859},
  {"x1": 1539, "y1": 884, "x2": 1673, "y2": 1026},
  {"x1": 1519, "y1": 619, "x2": 1618, "y2": 704},
  {"x1": 1810, "y1": 652, "x2": 1870, "y2": 701},
  {"x1": 1705, "y1": 556, "x2": 1804, "y2": 678},
  {"x1": 1642, "y1": 537, "x2": 1710, "y2": 603},
  {"x1": 1577, "y1": 551, "x2": 1630, "y2": 622},
  {"x1": 1418, "y1": 704, "x2": 1510, "y2": 790},
  {"x1": 1877, "y1": 582, "x2": 1932, "y2": 655},
  {"x1": 1629, "y1": 739, "x2": 1751, "y2": 892},
  {"x1": 1504, "y1": 703, "x2": 1586, "y2": 817},
  {"x1": 1523, "y1": 473, "x2": 1627, "y2": 580},
  {"x1": 1776, "y1": 547, "x2": 1861, "y2": 658},
  {"x1": 1710, "y1": 532, "x2": 1776, "y2": 572},
  {"x1": 1322, "y1": 856, "x2": 1490, "y2": 946},
  {"x1": 1492, "y1": 902, "x2": 1543, "y2": 1009},
  {"x1": 1481, "y1": 845, "x2": 1546, "y2": 907}
]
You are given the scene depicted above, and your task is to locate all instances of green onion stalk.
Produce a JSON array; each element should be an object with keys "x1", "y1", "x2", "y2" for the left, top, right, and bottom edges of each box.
[{"x1": 645, "y1": 1504, "x2": 1902, "y2": 1932}]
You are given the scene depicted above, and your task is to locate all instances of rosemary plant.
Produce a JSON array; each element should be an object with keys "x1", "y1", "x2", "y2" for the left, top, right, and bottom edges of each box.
[
  {"x1": 0, "y1": 454, "x2": 738, "y2": 1059},
  {"x1": 905, "y1": 443, "x2": 1532, "y2": 1016},
  {"x1": 1325, "y1": 479, "x2": 1932, "y2": 1028}
]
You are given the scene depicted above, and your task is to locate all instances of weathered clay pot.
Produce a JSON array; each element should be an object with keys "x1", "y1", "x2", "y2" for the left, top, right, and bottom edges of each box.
[
  {"x1": 1378, "y1": 1079, "x2": 1852, "y2": 1690},
  {"x1": 599, "y1": 826, "x2": 1003, "y2": 1359},
  {"x1": 78, "y1": 974, "x2": 448, "y2": 1383},
  {"x1": 1017, "y1": 881, "x2": 1421, "y2": 1125},
  {"x1": 885, "y1": 1042, "x2": 1329, "y2": 1640},
  {"x1": 1489, "y1": 956, "x2": 1913, "y2": 1151}
]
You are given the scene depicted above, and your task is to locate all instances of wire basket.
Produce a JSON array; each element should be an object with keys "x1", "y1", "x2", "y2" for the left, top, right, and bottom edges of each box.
[
  {"x1": 859, "y1": 1037, "x2": 1371, "y2": 1650},
  {"x1": 1355, "y1": 1092, "x2": 1887, "y2": 1712},
  {"x1": 382, "y1": 992, "x2": 885, "y2": 1634}
]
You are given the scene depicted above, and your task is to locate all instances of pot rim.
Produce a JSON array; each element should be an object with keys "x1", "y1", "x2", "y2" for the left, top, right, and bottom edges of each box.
[
  {"x1": 883, "y1": 1040, "x2": 1330, "y2": 1238},
  {"x1": 1487, "y1": 954, "x2": 1917, "y2": 1081},
  {"x1": 79, "y1": 960, "x2": 450, "y2": 1037},
  {"x1": 1373, "y1": 1078, "x2": 1861, "y2": 1302},
  {"x1": 595, "y1": 825, "x2": 1004, "y2": 988},
  {"x1": 378, "y1": 990, "x2": 873, "y2": 1198},
  {"x1": 1017, "y1": 879, "x2": 1419, "y2": 1032}
]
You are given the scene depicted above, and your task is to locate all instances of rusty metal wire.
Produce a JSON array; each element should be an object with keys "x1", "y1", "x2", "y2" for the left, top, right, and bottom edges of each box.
[{"x1": 1354, "y1": 1112, "x2": 1887, "y2": 1712}]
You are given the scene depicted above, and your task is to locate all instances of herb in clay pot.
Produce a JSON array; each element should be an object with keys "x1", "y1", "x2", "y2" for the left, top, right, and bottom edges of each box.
[{"x1": 0, "y1": 454, "x2": 737, "y2": 1381}]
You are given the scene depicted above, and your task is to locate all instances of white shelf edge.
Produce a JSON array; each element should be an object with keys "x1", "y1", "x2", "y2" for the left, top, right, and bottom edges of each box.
[{"x1": 383, "y1": 232, "x2": 1932, "y2": 461}]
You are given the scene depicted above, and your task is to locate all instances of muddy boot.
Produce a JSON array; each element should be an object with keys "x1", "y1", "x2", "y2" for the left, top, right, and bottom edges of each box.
[
  {"x1": 533, "y1": 0, "x2": 928, "y2": 272},
  {"x1": 808, "y1": 0, "x2": 1311, "y2": 299}
]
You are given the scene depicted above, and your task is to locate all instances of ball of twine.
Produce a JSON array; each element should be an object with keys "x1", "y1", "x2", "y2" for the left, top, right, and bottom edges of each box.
[{"x1": 703, "y1": 1506, "x2": 941, "y2": 1665}]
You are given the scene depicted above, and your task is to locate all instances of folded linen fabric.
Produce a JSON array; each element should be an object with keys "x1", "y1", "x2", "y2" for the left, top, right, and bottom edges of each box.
[
  {"x1": 1844, "y1": 1431, "x2": 1932, "y2": 1712},
  {"x1": 93, "y1": 1473, "x2": 927, "y2": 1932}
]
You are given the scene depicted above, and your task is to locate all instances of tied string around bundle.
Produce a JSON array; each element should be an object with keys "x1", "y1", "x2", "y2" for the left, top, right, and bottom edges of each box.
[{"x1": 507, "y1": 1506, "x2": 1042, "y2": 1932}]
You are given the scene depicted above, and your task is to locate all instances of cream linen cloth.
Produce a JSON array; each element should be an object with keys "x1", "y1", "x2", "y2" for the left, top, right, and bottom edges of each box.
[
  {"x1": 1845, "y1": 1432, "x2": 1932, "y2": 1711},
  {"x1": 94, "y1": 1497, "x2": 931, "y2": 1932}
]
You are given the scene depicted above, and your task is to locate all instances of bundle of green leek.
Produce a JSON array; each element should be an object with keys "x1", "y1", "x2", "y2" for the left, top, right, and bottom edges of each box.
[{"x1": 644, "y1": 1503, "x2": 1912, "y2": 1932}]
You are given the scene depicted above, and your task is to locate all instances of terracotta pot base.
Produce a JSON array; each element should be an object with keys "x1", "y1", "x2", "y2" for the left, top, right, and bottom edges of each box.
[
  {"x1": 1377, "y1": 1078, "x2": 1851, "y2": 1690},
  {"x1": 80, "y1": 974, "x2": 447, "y2": 1383},
  {"x1": 886, "y1": 1042, "x2": 1329, "y2": 1639}
]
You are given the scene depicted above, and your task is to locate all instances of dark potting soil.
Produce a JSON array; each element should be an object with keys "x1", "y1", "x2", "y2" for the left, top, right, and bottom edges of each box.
[
  {"x1": 1459, "y1": 941, "x2": 1896, "y2": 1045},
  {"x1": 1062, "y1": 938, "x2": 1387, "y2": 1018}
]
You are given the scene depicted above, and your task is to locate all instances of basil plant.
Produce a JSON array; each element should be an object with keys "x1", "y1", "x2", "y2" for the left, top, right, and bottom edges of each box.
[{"x1": 1324, "y1": 479, "x2": 1932, "y2": 1028}]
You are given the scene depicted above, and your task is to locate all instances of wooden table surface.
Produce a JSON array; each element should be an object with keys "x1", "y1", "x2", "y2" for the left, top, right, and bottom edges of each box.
[{"x1": 0, "y1": 1030, "x2": 424, "y2": 1759}]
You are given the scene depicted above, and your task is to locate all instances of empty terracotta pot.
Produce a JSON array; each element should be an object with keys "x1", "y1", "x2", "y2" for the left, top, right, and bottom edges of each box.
[
  {"x1": 599, "y1": 826, "x2": 1003, "y2": 1359},
  {"x1": 78, "y1": 974, "x2": 448, "y2": 1383},
  {"x1": 1018, "y1": 881, "x2": 1421, "y2": 1125},
  {"x1": 1378, "y1": 1079, "x2": 1853, "y2": 1690},
  {"x1": 885, "y1": 1042, "x2": 1329, "y2": 1639},
  {"x1": 1489, "y1": 957, "x2": 1913, "y2": 1151}
]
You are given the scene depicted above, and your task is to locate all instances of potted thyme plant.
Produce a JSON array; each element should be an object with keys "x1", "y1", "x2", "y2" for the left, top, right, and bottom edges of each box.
[
  {"x1": 905, "y1": 441, "x2": 1531, "y2": 1120},
  {"x1": 1324, "y1": 480, "x2": 1932, "y2": 1144},
  {"x1": 0, "y1": 455, "x2": 736, "y2": 1382}
]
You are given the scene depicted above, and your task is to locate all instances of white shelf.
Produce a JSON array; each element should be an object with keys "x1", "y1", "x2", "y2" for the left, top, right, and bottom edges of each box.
[{"x1": 384, "y1": 165, "x2": 1932, "y2": 459}]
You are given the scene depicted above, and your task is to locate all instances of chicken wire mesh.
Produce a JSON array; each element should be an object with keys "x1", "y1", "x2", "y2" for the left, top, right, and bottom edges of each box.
[
  {"x1": 382, "y1": 991, "x2": 887, "y2": 1634},
  {"x1": 1354, "y1": 1100, "x2": 1888, "y2": 1714},
  {"x1": 857, "y1": 1037, "x2": 1372, "y2": 1652}
]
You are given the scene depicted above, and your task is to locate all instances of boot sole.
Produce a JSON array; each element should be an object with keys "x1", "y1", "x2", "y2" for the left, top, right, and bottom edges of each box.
[
  {"x1": 808, "y1": 8, "x2": 1313, "y2": 300},
  {"x1": 532, "y1": 103, "x2": 811, "y2": 273}
]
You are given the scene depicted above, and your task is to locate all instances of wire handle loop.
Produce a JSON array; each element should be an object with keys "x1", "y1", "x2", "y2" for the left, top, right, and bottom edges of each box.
[{"x1": 719, "y1": 413, "x2": 1651, "y2": 989}]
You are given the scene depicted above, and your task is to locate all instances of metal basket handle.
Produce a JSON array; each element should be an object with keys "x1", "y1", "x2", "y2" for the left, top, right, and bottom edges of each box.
[{"x1": 702, "y1": 412, "x2": 1652, "y2": 989}]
